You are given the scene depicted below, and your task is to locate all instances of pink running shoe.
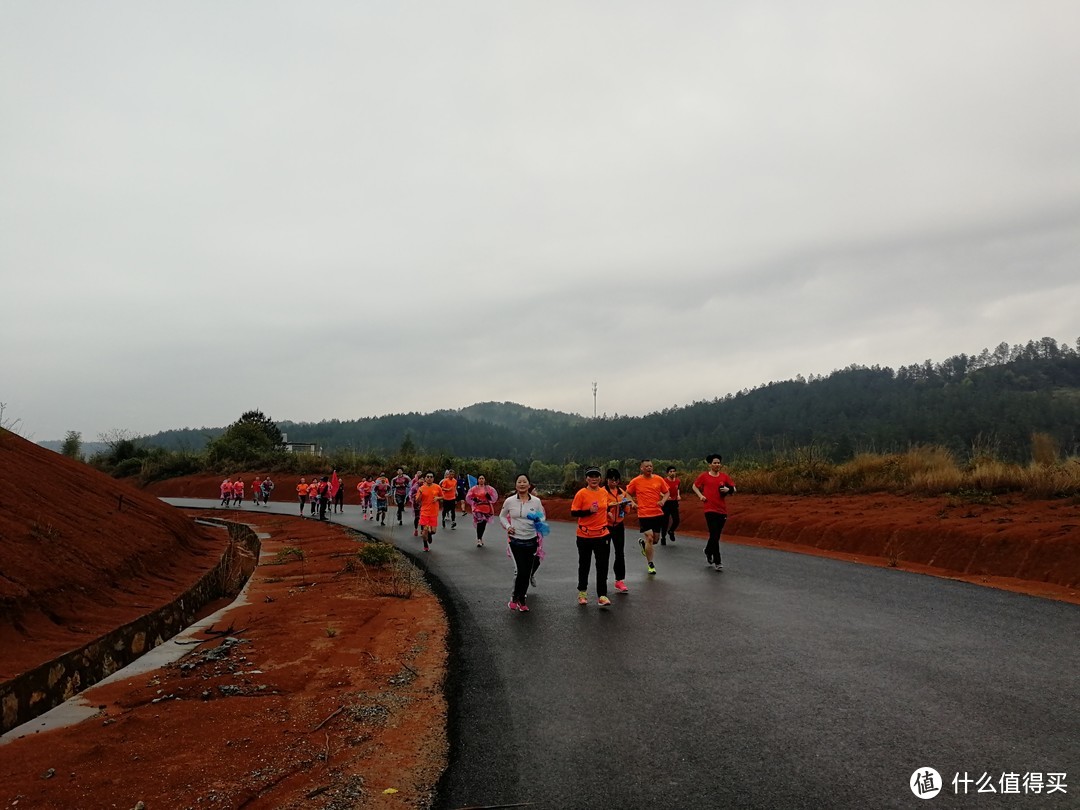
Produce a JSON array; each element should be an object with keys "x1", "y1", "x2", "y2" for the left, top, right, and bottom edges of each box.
[
  {"x1": 508, "y1": 600, "x2": 520, "y2": 610},
  {"x1": 517, "y1": 603, "x2": 530, "y2": 612},
  {"x1": 614, "y1": 580, "x2": 629, "y2": 593}
]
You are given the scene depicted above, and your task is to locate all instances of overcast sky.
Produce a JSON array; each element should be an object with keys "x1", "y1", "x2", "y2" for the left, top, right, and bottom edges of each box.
[{"x1": 2, "y1": 2, "x2": 1079, "y2": 442}]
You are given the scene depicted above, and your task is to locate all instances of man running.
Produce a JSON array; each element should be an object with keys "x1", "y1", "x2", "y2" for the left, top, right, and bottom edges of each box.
[
  {"x1": 296, "y1": 477, "x2": 309, "y2": 514},
  {"x1": 391, "y1": 468, "x2": 411, "y2": 525},
  {"x1": 660, "y1": 465, "x2": 681, "y2": 545},
  {"x1": 372, "y1": 474, "x2": 390, "y2": 526},
  {"x1": 625, "y1": 459, "x2": 669, "y2": 575},
  {"x1": 415, "y1": 471, "x2": 442, "y2": 551},
  {"x1": 439, "y1": 469, "x2": 458, "y2": 529}
]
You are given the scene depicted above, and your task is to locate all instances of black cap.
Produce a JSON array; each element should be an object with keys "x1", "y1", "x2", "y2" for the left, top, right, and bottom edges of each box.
[{"x1": 584, "y1": 466, "x2": 602, "y2": 477}]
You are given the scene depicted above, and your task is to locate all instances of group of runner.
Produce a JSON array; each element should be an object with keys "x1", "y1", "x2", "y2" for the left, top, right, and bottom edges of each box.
[
  {"x1": 295, "y1": 475, "x2": 338, "y2": 520},
  {"x1": 355, "y1": 457, "x2": 736, "y2": 613},
  {"x1": 562, "y1": 455, "x2": 735, "y2": 612},
  {"x1": 219, "y1": 475, "x2": 275, "y2": 507},
  {"x1": 255, "y1": 456, "x2": 736, "y2": 612}
]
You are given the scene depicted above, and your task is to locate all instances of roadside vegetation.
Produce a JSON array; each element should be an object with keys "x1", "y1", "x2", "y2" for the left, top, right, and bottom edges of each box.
[
  {"x1": 48, "y1": 337, "x2": 1080, "y2": 501},
  {"x1": 83, "y1": 418, "x2": 1080, "y2": 500}
]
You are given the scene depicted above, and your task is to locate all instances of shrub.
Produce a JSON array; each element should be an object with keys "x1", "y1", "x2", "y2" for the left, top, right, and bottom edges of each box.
[{"x1": 357, "y1": 542, "x2": 397, "y2": 567}]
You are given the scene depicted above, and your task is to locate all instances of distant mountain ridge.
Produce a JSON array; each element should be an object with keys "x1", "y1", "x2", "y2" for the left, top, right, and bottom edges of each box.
[{"x1": 39, "y1": 338, "x2": 1080, "y2": 463}]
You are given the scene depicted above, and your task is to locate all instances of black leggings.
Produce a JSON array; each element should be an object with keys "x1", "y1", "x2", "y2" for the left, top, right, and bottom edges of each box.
[
  {"x1": 704, "y1": 512, "x2": 728, "y2": 562},
  {"x1": 609, "y1": 523, "x2": 626, "y2": 580},
  {"x1": 510, "y1": 541, "x2": 539, "y2": 603},
  {"x1": 441, "y1": 500, "x2": 456, "y2": 523},
  {"x1": 577, "y1": 535, "x2": 611, "y2": 597},
  {"x1": 662, "y1": 500, "x2": 681, "y2": 538}
]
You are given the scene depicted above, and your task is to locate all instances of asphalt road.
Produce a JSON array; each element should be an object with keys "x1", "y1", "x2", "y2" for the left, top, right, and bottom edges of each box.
[{"x1": 167, "y1": 499, "x2": 1080, "y2": 809}]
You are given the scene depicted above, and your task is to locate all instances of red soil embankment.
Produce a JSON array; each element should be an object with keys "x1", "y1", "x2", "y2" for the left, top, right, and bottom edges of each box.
[{"x1": 0, "y1": 433, "x2": 224, "y2": 679}]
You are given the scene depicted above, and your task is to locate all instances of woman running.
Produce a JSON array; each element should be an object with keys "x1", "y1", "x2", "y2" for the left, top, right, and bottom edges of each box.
[
  {"x1": 465, "y1": 475, "x2": 499, "y2": 547},
  {"x1": 499, "y1": 474, "x2": 545, "y2": 612}
]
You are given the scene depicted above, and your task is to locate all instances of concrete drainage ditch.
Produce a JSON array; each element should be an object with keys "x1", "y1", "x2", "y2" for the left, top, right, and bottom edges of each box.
[{"x1": 0, "y1": 518, "x2": 261, "y2": 735}]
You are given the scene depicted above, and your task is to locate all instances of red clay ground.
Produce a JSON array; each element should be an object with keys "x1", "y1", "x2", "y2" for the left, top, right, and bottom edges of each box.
[
  {"x1": 2, "y1": 453, "x2": 1078, "y2": 809},
  {"x1": 0, "y1": 438, "x2": 446, "y2": 809}
]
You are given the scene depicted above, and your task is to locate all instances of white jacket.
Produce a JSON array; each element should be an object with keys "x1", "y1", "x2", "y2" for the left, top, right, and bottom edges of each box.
[{"x1": 499, "y1": 494, "x2": 545, "y2": 540}]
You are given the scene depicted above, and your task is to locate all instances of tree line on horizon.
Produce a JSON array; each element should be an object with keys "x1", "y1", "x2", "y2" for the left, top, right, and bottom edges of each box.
[{"x1": 97, "y1": 336, "x2": 1080, "y2": 467}]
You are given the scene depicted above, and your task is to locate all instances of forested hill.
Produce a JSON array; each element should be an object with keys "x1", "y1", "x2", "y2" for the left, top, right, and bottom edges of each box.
[{"x1": 128, "y1": 338, "x2": 1080, "y2": 463}]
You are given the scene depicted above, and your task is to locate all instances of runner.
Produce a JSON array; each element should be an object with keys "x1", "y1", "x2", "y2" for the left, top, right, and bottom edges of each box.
[
  {"x1": 415, "y1": 471, "x2": 442, "y2": 551},
  {"x1": 439, "y1": 469, "x2": 458, "y2": 529},
  {"x1": 605, "y1": 468, "x2": 633, "y2": 594},
  {"x1": 372, "y1": 474, "x2": 390, "y2": 526},
  {"x1": 220, "y1": 477, "x2": 232, "y2": 506},
  {"x1": 660, "y1": 465, "x2": 681, "y2": 545},
  {"x1": 456, "y1": 474, "x2": 469, "y2": 515},
  {"x1": 333, "y1": 475, "x2": 345, "y2": 513},
  {"x1": 356, "y1": 476, "x2": 373, "y2": 520},
  {"x1": 570, "y1": 467, "x2": 615, "y2": 606},
  {"x1": 391, "y1": 468, "x2": 412, "y2": 526},
  {"x1": 261, "y1": 475, "x2": 275, "y2": 505},
  {"x1": 314, "y1": 476, "x2": 330, "y2": 520},
  {"x1": 691, "y1": 454, "x2": 737, "y2": 571},
  {"x1": 410, "y1": 470, "x2": 424, "y2": 536},
  {"x1": 232, "y1": 477, "x2": 245, "y2": 507},
  {"x1": 465, "y1": 475, "x2": 499, "y2": 547},
  {"x1": 625, "y1": 459, "x2": 669, "y2": 576},
  {"x1": 499, "y1": 473, "x2": 545, "y2": 612},
  {"x1": 252, "y1": 477, "x2": 262, "y2": 507},
  {"x1": 296, "y1": 477, "x2": 309, "y2": 515}
]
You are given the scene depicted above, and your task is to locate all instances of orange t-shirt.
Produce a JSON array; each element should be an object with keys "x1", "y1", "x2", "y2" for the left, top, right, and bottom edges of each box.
[
  {"x1": 439, "y1": 477, "x2": 457, "y2": 501},
  {"x1": 297, "y1": 482, "x2": 309, "y2": 497},
  {"x1": 233, "y1": 480, "x2": 244, "y2": 496},
  {"x1": 571, "y1": 487, "x2": 614, "y2": 537},
  {"x1": 626, "y1": 474, "x2": 667, "y2": 518},
  {"x1": 418, "y1": 483, "x2": 442, "y2": 521},
  {"x1": 605, "y1": 485, "x2": 630, "y2": 526}
]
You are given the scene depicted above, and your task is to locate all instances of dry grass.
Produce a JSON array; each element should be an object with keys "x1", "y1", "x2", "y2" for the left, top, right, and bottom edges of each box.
[{"x1": 727, "y1": 444, "x2": 1080, "y2": 498}]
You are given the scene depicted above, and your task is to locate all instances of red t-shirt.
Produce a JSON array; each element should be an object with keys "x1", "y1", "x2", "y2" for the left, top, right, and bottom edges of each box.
[
  {"x1": 572, "y1": 487, "x2": 614, "y2": 537},
  {"x1": 693, "y1": 471, "x2": 736, "y2": 514},
  {"x1": 665, "y1": 477, "x2": 680, "y2": 500}
]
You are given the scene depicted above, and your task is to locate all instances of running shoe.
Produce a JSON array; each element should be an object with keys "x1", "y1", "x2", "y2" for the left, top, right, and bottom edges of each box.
[
  {"x1": 477, "y1": 541, "x2": 484, "y2": 547},
  {"x1": 648, "y1": 562, "x2": 657, "y2": 575},
  {"x1": 598, "y1": 596, "x2": 611, "y2": 607},
  {"x1": 669, "y1": 533, "x2": 677, "y2": 543},
  {"x1": 705, "y1": 556, "x2": 714, "y2": 566},
  {"x1": 577, "y1": 591, "x2": 588, "y2": 605},
  {"x1": 517, "y1": 603, "x2": 530, "y2": 612},
  {"x1": 451, "y1": 522, "x2": 457, "y2": 529},
  {"x1": 638, "y1": 538, "x2": 647, "y2": 557},
  {"x1": 714, "y1": 562, "x2": 724, "y2": 571},
  {"x1": 614, "y1": 580, "x2": 629, "y2": 593},
  {"x1": 413, "y1": 530, "x2": 419, "y2": 537},
  {"x1": 508, "y1": 600, "x2": 519, "y2": 610}
]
